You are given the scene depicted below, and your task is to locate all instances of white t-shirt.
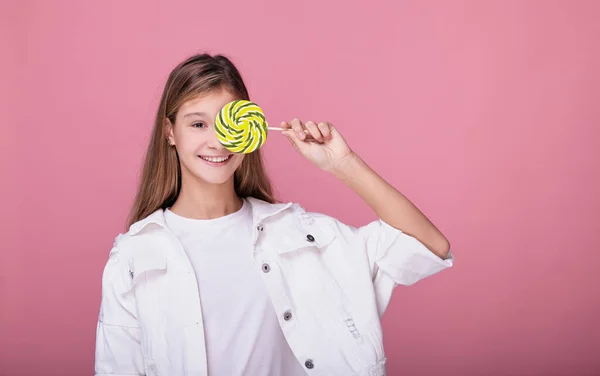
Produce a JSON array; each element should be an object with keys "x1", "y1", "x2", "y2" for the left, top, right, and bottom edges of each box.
[{"x1": 164, "y1": 199, "x2": 306, "y2": 376}]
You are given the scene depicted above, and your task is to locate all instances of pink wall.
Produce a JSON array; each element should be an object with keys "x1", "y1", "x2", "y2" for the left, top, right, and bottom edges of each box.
[{"x1": 2, "y1": 1, "x2": 599, "y2": 375}]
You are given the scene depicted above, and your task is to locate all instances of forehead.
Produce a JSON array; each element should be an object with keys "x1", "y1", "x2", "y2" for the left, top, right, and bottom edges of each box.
[{"x1": 179, "y1": 89, "x2": 239, "y2": 116}]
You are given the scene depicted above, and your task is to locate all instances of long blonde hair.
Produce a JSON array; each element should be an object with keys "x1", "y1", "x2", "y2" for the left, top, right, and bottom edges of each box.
[{"x1": 127, "y1": 53, "x2": 275, "y2": 227}]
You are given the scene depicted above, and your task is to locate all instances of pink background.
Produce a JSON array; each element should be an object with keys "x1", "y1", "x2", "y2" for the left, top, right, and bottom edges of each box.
[{"x1": 2, "y1": 1, "x2": 599, "y2": 375}]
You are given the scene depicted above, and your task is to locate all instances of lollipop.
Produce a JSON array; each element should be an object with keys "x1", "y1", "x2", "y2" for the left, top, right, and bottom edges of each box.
[
  {"x1": 215, "y1": 100, "x2": 311, "y2": 153},
  {"x1": 215, "y1": 100, "x2": 269, "y2": 154}
]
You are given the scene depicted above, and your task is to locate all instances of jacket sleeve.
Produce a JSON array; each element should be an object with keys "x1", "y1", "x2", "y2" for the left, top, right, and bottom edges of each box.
[
  {"x1": 328, "y1": 217, "x2": 454, "y2": 316},
  {"x1": 362, "y1": 219, "x2": 454, "y2": 286},
  {"x1": 95, "y1": 242, "x2": 146, "y2": 376}
]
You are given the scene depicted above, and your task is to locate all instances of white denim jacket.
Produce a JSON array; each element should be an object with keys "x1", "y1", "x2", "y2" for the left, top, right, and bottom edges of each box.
[{"x1": 95, "y1": 198, "x2": 454, "y2": 376}]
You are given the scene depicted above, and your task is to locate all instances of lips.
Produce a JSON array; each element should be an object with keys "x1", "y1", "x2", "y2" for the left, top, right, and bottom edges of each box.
[{"x1": 198, "y1": 155, "x2": 232, "y2": 164}]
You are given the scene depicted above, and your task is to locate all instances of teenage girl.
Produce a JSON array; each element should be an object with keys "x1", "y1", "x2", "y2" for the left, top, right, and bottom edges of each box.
[{"x1": 94, "y1": 53, "x2": 454, "y2": 376}]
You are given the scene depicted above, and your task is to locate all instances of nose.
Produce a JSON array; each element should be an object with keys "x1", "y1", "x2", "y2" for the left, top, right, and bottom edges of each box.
[{"x1": 207, "y1": 124, "x2": 227, "y2": 150}]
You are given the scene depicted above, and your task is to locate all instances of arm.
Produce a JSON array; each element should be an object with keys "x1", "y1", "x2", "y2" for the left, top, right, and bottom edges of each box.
[
  {"x1": 95, "y1": 243, "x2": 145, "y2": 376},
  {"x1": 331, "y1": 152, "x2": 450, "y2": 259},
  {"x1": 282, "y1": 118, "x2": 451, "y2": 260}
]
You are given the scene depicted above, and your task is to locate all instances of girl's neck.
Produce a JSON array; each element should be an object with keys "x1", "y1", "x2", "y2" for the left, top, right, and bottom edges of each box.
[{"x1": 169, "y1": 176, "x2": 243, "y2": 220}]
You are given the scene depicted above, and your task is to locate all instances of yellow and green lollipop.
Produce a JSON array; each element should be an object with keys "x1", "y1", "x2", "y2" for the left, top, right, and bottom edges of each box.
[{"x1": 215, "y1": 100, "x2": 270, "y2": 154}]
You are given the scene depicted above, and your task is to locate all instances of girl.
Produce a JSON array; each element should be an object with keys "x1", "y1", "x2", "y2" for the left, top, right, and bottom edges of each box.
[{"x1": 94, "y1": 53, "x2": 454, "y2": 376}]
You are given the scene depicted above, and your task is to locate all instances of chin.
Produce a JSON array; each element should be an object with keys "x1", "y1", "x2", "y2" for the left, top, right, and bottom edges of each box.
[
  {"x1": 200, "y1": 176, "x2": 234, "y2": 185},
  {"x1": 180, "y1": 155, "x2": 242, "y2": 186},
  {"x1": 190, "y1": 170, "x2": 235, "y2": 185}
]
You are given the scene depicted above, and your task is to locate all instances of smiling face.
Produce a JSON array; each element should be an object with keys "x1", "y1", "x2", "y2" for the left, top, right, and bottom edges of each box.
[{"x1": 166, "y1": 88, "x2": 245, "y2": 186}]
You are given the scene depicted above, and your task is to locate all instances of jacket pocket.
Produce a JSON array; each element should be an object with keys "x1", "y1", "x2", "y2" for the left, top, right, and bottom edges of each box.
[
  {"x1": 274, "y1": 218, "x2": 337, "y2": 255},
  {"x1": 279, "y1": 241, "x2": 353, "y2": 321}
]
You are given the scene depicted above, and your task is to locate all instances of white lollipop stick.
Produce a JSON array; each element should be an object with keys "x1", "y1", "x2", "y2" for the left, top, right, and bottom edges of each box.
[{"x1": 268, "y1": 127, "x2": 313, "y2": 138}]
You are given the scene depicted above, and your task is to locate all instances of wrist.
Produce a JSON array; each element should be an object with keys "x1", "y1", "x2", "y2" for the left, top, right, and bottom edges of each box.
[{"x1": 329, "y1": 151, "x2": 364, "y2": 179}]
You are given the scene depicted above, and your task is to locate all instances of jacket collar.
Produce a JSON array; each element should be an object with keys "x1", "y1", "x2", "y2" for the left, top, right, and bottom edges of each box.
[{"x1": 128, "y1": 197, "x2": 294, "y2": 236}]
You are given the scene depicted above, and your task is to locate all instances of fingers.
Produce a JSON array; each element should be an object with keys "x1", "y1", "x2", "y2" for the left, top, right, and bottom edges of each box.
[
  {"x1": 305, "y1": 121, "x2": 323, "y2": 143},
  {"x1": 280, "y1": 120, "x2": 302, "y2": 148},
  {"x1": 318, "y1": 122, "x2": 331, "y2": 141},
  {"x1": 282, "y1": 124, "x2": 309, "y2": 154},
  {"x1": 282, "y1": 118, "x2": 333, "y2": 145},
  {"x1": 290, "y1": 118, "x2": 306, "y2": 140}
]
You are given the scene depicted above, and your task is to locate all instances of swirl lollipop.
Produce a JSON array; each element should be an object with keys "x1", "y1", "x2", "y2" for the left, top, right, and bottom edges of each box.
[
  {"x1": 215, "y1": 100, "x2": 312, "y2": 153},
  {"x1": 215, "y1": 100, "x2": 269, "y2": 154}
]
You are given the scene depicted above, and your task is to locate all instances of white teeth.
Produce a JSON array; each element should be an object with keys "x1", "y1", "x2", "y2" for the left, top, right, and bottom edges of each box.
[{"x1": 200, "y1": 155, "x2": 229, "y2": 163}]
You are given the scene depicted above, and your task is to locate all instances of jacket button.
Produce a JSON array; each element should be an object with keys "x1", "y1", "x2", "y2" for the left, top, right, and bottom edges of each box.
[
  {"x1": 305, "y1": 359, "x2": 314, "y2": 369},
  {"x1": 306, "y1": 234, "x2": 315, "y2": 242},
  {"x1": 283, "y1": 311, "x2": 292, "y2": 321},
  {"x1": 262, "y1": 263, "x2": 270, "y2": 273}
]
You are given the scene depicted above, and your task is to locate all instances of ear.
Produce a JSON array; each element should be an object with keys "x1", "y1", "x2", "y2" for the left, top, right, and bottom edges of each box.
[{"x1": 165, "y1": 118, "x2": 175, "y2": 146}]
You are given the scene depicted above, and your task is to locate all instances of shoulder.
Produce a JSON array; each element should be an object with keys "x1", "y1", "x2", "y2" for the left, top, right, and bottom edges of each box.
[
  {"x1": 104, "y1": 208, "x2": 172, "y2": 257},
  {"x1": 103, "y1": 209, "x2": 164, "y2": 264},
  {"x1": 109, "y1": 231, "x2": 137, "y2": 255},
  {"x1": 250, "y1": 197, "x2": 375, "y2": 242},
  {"x1": 246, "y1": 197, "x2": 335, "y2": 224},
  {"x1": 282, "y1": 203, "x2": 390, "y2": 247},
  {"x1": 102, "y1": 231, "x2": 138, "y2": 276},
  {"x1": 101, "y1": 222, "x2": 167, "y2": 292}
]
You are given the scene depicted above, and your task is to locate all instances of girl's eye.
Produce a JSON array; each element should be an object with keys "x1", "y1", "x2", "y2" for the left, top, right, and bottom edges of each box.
[{"x1": 192, "y1": 122, "x2": 206, "y2": 128}]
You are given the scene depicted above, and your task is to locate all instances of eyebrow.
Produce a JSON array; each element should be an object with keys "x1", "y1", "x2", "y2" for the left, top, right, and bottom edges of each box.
[{"x1": 183, "y1": 112, "x2": 209, "y2": 118}]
